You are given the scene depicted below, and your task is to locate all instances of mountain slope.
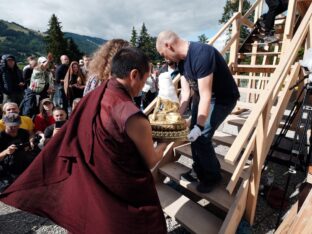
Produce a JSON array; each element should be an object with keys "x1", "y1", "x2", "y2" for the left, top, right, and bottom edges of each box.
[
  {"x1": 0, "y1": 20, "x2": 45, "y2": 60},
  {"x1": 0, "y1": 19, "x2": 107, "y2": 62},
  {"x1": 64, "y1": 32, "x2": 106, "y2": 55}
]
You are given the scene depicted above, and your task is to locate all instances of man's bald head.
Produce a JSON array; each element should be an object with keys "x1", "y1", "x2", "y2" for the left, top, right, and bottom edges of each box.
[
  {"x1": 156, "y1": 31, "x2": 179, "y2": 51},
  {"x1": 60, "y1": 55, "x2": 69, "y2": 65}
]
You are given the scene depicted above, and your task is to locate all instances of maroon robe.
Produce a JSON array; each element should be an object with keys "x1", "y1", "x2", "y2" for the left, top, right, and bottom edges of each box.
[{"x1": 0, "y1": 78, "x2": 167, "y2": 234}]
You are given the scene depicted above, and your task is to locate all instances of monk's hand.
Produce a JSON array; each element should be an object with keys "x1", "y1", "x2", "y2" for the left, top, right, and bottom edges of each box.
[{"x1": 188, "y1": 125, "x2": 202, "y2": 142}]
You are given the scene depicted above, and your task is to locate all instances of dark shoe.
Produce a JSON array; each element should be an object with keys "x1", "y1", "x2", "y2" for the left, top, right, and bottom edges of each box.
[
  {"x1": 196, "y1": 177, "x2": 222, "y2": 193},
  {"x1": 180, "y1": 170, "x2": 198, "y2": 182},
  {"x1": 258, "y1": 20, "x2": 266, "y2": 32}
]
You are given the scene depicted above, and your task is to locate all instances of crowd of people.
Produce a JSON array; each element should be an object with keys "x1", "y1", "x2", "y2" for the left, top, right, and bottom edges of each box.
[
  {"x1": 0, "y1": 28, "x2": 240, "y2": 232},
  {"x1": 0, "y1": 40, "x2": 178, "y2": 192}
]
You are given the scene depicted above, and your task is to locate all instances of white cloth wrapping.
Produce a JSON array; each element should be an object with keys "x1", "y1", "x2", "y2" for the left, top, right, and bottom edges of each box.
[{"x1": 157, "y1": 72, "x2": 179, "y2": 103}]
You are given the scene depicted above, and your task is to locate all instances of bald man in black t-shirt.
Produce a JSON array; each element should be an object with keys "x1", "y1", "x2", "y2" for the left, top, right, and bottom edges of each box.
[{"x1": 157, "y1": 30, "x2": 239, "y2": 193}]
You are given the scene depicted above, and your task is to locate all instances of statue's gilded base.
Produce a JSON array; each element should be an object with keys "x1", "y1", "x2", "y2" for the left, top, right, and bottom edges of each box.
[{"x1": 152, "y1": 128, "x2": 189, "y2": 141}]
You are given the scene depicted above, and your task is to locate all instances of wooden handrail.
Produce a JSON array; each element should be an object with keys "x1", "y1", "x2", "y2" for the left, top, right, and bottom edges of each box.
[
  {"x1": 243, "y1": 0, "x2": 262, "y2": 19},
  {"x1": 221, "y1": 31, "x2": 240, "y2": 55},
  {"x1": 224, "y1": 4, "x2": 312, "y2": 165},
  {"x1": 209, "y1": 12, "x2": 241, "y2": 45}
]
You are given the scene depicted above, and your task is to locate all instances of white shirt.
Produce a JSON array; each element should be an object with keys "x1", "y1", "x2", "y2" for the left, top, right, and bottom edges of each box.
[{"x1": 142, "y1": 75, "x2": 157, "y2": 93}]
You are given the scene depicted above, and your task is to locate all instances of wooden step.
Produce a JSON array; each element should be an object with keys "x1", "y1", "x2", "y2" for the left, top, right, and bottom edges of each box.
[
  {"x1": 234, "y1": 74, "x2": 270, "y2": 81},
  {"x1": 159, "y1": 162, "x2": 236, "y2": 211},
  {"x1": 233, "y1": 64, "x2": 277, "y2": 73},
  {"x1": 156, "y1": 183, "x2": 223, "y2": 234},
  {"x1": 236, "y1": 101, "x2": 256, "y2": 110},
  {"x1": 239, "y1": 51, "x2": 281, "y2": 56},
  {"x1": 226, "y1": 115, "x2": 247, "y2": 127},
  {"x1": 213, "y1": 131, "x2": 236, "y2": 146},
  {"x1": 174, "y1": 143, "x2": 251, "y2": 179},
  {"x1": 238, "y1": 87, "x2": 264, "y2": 94}
]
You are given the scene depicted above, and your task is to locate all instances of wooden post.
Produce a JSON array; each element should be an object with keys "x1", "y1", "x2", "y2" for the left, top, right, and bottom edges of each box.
[
  {"x1": 254, "y1": 0, "x2": 263, "y2": 22},
  {"x1": 281, "y1": 0, "x2": 297, "y2": 54},
  {"x1": 238, "y1": 0, "x2": 243, "y2": 13},
  {"x1": 245, "y1": 97, "x2": 271, "y2": 224},
  {"x1": 305, "y1": 21, "x2": 312, "y2": 50},
  {"x1": 229, "y1": 17, "x2": 240, "y2": 65}
]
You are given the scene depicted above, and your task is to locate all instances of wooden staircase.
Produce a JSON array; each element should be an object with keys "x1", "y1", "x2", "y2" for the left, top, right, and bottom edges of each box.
[{"x1": 144, "y1": 0, "x2": 312, "y2": 233}]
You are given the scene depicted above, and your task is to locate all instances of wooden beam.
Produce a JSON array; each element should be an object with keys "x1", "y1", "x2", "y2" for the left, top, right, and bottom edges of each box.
[{"x1": 219, "y1": 179, "x2": 249, "y2": 234}]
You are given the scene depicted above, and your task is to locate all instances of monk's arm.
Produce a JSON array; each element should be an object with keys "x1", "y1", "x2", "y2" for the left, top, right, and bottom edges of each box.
[{"x1": 126, "y1": 114, "x2": 167, "y2": 169}]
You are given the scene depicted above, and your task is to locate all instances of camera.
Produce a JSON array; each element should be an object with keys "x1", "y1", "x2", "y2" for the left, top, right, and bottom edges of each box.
[
  {"x1": 15, "y1": 141, "x2": 30, "y2": 151},
  {"x1": 55, "y1": 120, "x2": 66, "y2": 128}
]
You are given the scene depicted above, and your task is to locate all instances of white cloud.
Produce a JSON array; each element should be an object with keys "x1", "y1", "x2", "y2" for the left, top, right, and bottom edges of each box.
[{"x1": 1, "y1": 0, "x2": 228, "y2": 41}]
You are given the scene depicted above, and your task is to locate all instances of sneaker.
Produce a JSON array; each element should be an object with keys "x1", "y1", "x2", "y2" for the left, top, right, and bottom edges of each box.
[
  {"x1": 263, "y1": 35, "x2": 279, "y2": 44},
  {"x1": 180, "y1": 170, "x2": 198, "y2": 182},
  {"x1": 196, "y1": 177, "x2": 222, "y2": 193}
]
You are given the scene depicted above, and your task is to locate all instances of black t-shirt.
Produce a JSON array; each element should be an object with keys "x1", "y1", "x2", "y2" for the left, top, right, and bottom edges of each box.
[
  {"x1": 44, "y1": 124, "x2": 54, "y2": 139},
  {"x1": 178, "y1": 42, "x2": 239, "y2": 104},
  {"x1": 55, "y1": 64, "x2": 69, "y2": 84},
  {"x1": 23, "y1": 66, "x2": 33, "y2": 86},
  {"x1": 0, "y1": 129, "x2": 30, "y2": 152}
]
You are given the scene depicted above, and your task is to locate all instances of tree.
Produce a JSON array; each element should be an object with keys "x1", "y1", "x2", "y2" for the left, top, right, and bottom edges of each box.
[
  {"x1": 133, "y1": 23, "x2": 162, "y2": 63},
  {"x1": 130, "y1": 26, "x2": 138, "y2": 47},
  {"x1": 45, "y1": 14, "x2": 67, "y2": 64},
  {"x1": 66, "y1": 38, "x2": 83, "y2": 62},
  {"x1": 137, "y1": 23, "x2": 153, "y2": 59},
  {"x1": 198, "y1": 34, "x2": 209, "y2": 43},
  {"x1": 219, "y1": 0, "x2": 252, "y2": 41}
]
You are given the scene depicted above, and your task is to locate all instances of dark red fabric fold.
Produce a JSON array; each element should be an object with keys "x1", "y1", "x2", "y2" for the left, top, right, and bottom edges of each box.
[{"x1": 0, "y1": 79, "x2": 166, "y2": 234}]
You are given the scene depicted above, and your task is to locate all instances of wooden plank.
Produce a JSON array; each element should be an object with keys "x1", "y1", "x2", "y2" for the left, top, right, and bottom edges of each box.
[
  {"x1": 239, "y1": 87, "x2": 265, "y2": 94},
  {"x1": 209, "y1": 12, "x2": 241, "y2": 45},
  {"x1": 226, "y1": 132, "x2": 256, "y2": 194},
  {"x1": 213, "y1": 131, "x2": 236, "y2": 146},
  {"x1": 288, "y1": 189, "x2": 312, "y2": 234},
  {"x1": 159, "y1": 162, "x2": 235, "y2": 211},
  {"x1": 222, "y1": 31, "x2": 239, "y2": 56},
  {"x1": 219, "y1": 179, "x2": 249, "y2": 234},
  {"x1": 236, "y1": 101, "x2": 256, "y2": 110},
  {"x1": 156, "y1": 183, "x2": 223, "y2": 234},
  {"x1": 239, "y1": 52, "x2": 281, "y2": 56},
  {"x1": 234, "y1": 75, "x2": 270, "y2": 81},
  {"x1": 240, "y1": 16, "x2": 254, "y2": 28},
  {"x1": 226, "y1": 115, "x2": 247, "y2": 126},
  {"x1": 174, "y1": 143, "x2": 251, "y2": 179},
  {"x1": 275, "y1": 202, "x2": 298, "y2": 234},
  {"x1": 233, "y1": 64, "x2": 277, "y2": 73},
  {"x1": 151, "y1": 141, "x2": 182, "y2": 183}
]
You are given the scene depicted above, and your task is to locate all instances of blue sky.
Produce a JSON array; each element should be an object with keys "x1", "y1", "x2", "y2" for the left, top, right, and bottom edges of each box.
[{"x1": 1, "y1": 0, "x2": 230, "y2": 42}]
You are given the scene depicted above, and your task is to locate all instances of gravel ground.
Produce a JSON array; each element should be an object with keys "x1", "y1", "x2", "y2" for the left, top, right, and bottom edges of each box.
[{"x1": 0, "y1": 158, "x2": 305, "y2": 234}]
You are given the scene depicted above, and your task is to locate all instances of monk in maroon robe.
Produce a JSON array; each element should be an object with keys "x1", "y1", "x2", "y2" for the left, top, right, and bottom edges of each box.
[{"x1": 0, "y1": 47, "x2": 168, "y2": 234}]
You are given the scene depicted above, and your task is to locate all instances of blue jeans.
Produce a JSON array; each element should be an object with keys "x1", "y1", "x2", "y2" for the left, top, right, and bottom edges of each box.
[
  {"x1": 53, "y1": 84, "x2": 68, "y2": 112},
  {"x1": 190, "y1": 97, "x2": 236, "y2": 183}
]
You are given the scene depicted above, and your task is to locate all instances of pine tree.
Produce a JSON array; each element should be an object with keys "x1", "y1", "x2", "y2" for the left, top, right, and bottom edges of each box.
[
  {"x1": 66, "y1": 38, "x2": 83, "y2": 62},
  {"x1": 198, "y1": 34, "x2": 209, "y2": 43},
  {"x1": 137, "y1": 23, "x2": 162, "y2": 63},
  {"x1": 137, "y1": 23, "x2": 153, "y2": 59},
  {"x1": 219, "y1": 0, "x2": 252, "y2": 41},
  {"x1": 130, "y1": 26, "x2": 138, "y2": 47},
  {"x1": 45, "y1": 14, "x2": 67, "y2": 64}
]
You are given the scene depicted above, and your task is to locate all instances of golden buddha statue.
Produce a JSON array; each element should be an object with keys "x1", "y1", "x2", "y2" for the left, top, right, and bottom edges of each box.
[{"x1": 148, "y1": 72, "x2": 188, "y2": 140}]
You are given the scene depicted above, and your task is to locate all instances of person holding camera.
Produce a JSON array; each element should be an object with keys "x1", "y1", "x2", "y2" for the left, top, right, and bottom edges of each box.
[
  {"x1": 0, "y1": 113, "x2": 37, "y2": 191},
  {"x1": 43, "y1": 107, "x2": 67, "y2": 145}
]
